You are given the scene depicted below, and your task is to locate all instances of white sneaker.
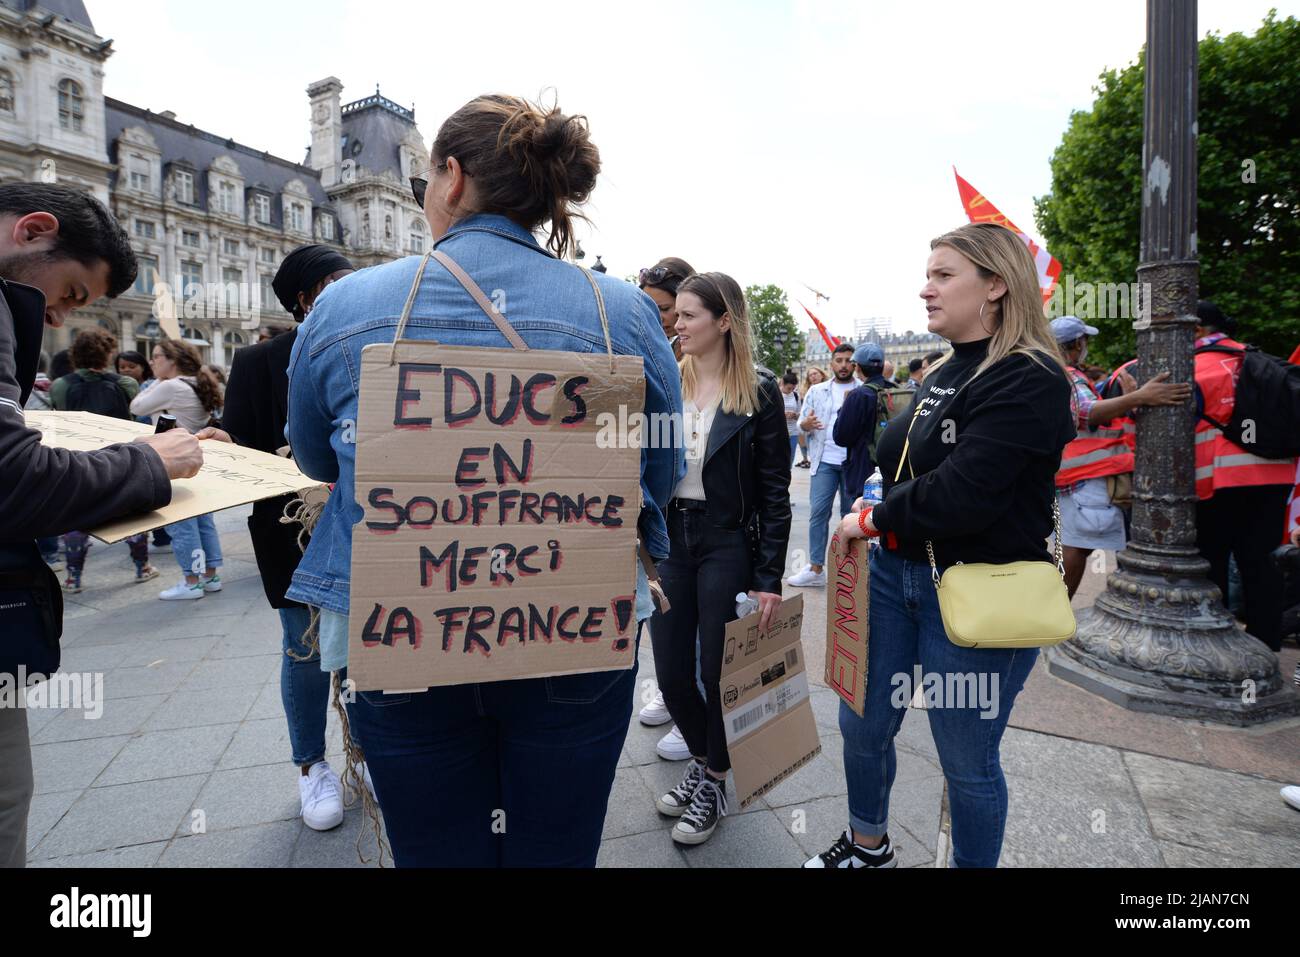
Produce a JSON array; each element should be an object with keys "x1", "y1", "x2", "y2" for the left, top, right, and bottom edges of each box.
[
  {"x1": 158, "y1": 579, "x2": 204, "y2": 601},
  {"x1": 656, "y1": 725, "x2": 691, "y2": 761},
  {"x1": 299, "y1": 761, "x2": 344, "y2": 831},
  {"x1": 1282, "y1": 785, "x2": 1300, "y2": 812},
  {"x1": 639, "y1": 690, "x2": 672, "y2": 727},
  {"x1": 786, "y1": 564, "x2": 826, "y2": 588},
  {"x1": 201, "y1": 573, "x2": 222, "y2": 593}
]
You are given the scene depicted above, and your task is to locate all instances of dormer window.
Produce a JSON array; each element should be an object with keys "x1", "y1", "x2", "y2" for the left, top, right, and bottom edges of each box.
[
  {"x1": 218, "y1": 181, "x2": 237, "y2": 215},
  {"x1": 174, "y1": 169, "x2": 195, "y2": 204},
  {"x1": 319, "y1": 215, "x2": 334, "y2": 240},
  {"x1": 253, "y1": 194, "x2": 271, "y2": 224}
]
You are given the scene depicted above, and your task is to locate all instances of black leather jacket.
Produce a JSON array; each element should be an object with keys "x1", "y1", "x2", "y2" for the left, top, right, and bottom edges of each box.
[{"x1": 690, "y1": 373, "x2": 792, "y2": 594}]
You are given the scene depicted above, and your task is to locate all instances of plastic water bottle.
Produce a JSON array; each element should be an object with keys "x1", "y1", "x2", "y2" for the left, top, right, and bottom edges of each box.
[
  {"x1": 862, "y1": 468, "x2": 883, "y2": 553},
  {"x1": 735, "y1": 592, "x2": 760, "y2": 619},
  {"x1": 862, "y1": 467, "x2": 884, "y2": 507}
]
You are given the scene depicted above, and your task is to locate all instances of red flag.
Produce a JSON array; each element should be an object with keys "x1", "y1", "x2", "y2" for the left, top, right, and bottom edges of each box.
[
  {"x1": 799, "y1": 301, "x2": 840, "y2": 351},
  {"x1": 954, "y1": 168, "x2": 1062, "y2": 305}
]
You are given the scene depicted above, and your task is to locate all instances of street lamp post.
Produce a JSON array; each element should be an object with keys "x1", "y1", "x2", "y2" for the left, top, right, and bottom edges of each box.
[{"x1": 1045, "y1": 0, "x2": 1299, "y2": 724}]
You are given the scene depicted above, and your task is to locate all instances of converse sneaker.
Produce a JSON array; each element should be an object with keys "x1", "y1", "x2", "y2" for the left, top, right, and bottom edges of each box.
[
  {"x1": 342, "y1": 760, "x2": 378, "y2": 808},
  {"x1": 786, "y1": 564, "x2": 826, "y2": 588},
  {"x1": 803, "y1": 830, "x2": 897, "y2": 868},
  {"x1": 159, "y1": 579, "x2": 205, "y2": 600},
  {"x1": 672, "y1": 775, "x2": 728, "y2": 845},
  {"x1": 61, "y1": 576, "x2": 82, "y2": 594},
  {"x1": 299, "y1": 761, "x2": 344, "y2": 831},
  {"x1": 639, "y1": 690, "x2": 672, "y2": 727},
  {"x1": 202, "y1": 573, "x2": 223, "y2": 593},
  {"x1": 656, "y1": 759, "x2": 707, "y2": 817},
  {"x1": 656, "y1": 725, "x2": 691, "y2": 761}
]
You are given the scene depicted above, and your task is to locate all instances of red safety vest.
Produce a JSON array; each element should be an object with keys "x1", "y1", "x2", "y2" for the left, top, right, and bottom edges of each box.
[
  {"x1": 1056, "y1": 366, "x2": 1134, "y2": 488},
  {"x1": 1194, "y1": 337, "x2": 1298, "y2": 499}
]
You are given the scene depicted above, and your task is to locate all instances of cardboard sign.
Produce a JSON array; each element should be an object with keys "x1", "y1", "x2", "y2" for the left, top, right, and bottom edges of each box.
[
  {"x1": 721, "y1": 594, "x2": 821, "y2": 809},
  {"x1": 825, "y1": 533, "x2": 869, "y2": 716},
  {"x1": 28, "y1": 411, "x2": 323, "y2": 543},
  {"x1": 347, "y1": 341, "x2": 646, "y2": 693}
]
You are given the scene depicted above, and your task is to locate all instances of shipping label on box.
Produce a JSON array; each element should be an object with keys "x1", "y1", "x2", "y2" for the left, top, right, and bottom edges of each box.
[
  {"x1": 825, "y1": 533, "x2": 869, "y2": 716},
  {"x1": 721, "y1": 594, "x2": 821, "y2": 809}
]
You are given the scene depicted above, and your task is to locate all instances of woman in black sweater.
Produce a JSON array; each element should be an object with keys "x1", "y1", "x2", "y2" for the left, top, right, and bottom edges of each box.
[
  {"x1": 650, "y1": 272, "x2": 792, "y2": 846},
  {"x1": 804, "y1": 223, "x2": 1074, "y2": 869}
]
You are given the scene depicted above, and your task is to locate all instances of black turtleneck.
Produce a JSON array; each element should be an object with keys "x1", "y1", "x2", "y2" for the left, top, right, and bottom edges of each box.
[{"x1": 871, "y1": 337, "x2": 1074, "y2": 567}]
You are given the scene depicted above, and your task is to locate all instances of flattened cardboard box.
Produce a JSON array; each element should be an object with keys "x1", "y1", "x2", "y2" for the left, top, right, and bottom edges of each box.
[
  {"x1": 721, "y1": 594, "x2": 820, "y2": 809},
  {"x1": 348, "y1": 340, "x2": 646, "y2": 693},
  {"x1": 825, "y1": 533, "x2": 869, "y2": 716},
  {"x1": 29, "y1": 410, "x2": 323, "y2": 543}
]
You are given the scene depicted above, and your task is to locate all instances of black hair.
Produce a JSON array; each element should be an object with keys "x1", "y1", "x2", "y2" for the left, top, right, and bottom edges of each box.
[
  {"x1": 50, "y1": 349, "x2": 72, "y2": 380},
  {"x1": 908, "y1": 357, "x2": 924, "y2": 374},
  {"x1": 1196, "y1": 300, "x2": 1236, "y2": 335},
  {"x1": 833, "y1": 341, "x2": 855, "y2": 356},
  {"x1": 781, "y1": 371, "x2": 798, "y2": 385},
  {"x1": 0, "y1": 183, "x2": 137, "y2": 297},
  {"x1": 116, "y1": 350, "x2": 153, "y2": 380},
  {"x1": 923, "y1": 351, "x2": 944, "y2": 365}
]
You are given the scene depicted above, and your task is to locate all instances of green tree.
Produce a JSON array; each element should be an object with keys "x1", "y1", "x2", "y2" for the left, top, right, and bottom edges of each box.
[
  {"x1": 1034, "y1": 12, "x2": 1300, "y2": 368},
  {"x1": 746, "y1": 283, "x2": 801, "y2": 374}
]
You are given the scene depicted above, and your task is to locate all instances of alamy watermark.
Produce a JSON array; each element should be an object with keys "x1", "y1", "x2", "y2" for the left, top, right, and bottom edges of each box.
[
  {"x1": 890, "y1": 665, "x2": 1000, "y2": 719},
  {"x1": 0, "y1": 667, "x2": 104, "y2": 719}
]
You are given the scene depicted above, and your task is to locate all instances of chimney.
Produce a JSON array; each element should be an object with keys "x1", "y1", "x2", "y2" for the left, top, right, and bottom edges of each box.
[{"x1": 307, "y1": 77, "x2": 343, "y2": 188}]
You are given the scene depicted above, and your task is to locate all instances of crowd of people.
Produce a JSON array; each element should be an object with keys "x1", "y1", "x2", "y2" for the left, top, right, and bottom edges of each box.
[{"x1": 0, "y1": 91, "x2": 1297, "y2": 871}]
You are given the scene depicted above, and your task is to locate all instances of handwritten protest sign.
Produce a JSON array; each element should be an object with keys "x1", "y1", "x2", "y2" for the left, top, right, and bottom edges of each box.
[
  {"x1": 825, "y1": 533, "x2": 869, "y2": 716},
  {"x1": 28, "y1": 411, "x2": 323, "y2": 543},
  {"x1": 347, "y1": 341, "x2": 645, "y2": 693}
]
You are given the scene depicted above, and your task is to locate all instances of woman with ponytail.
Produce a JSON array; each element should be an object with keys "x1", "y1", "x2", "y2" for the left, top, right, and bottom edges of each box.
[
  {"x1": 285, "y1": 94, "x2": 683, "y2": 867},
  {"x1": 130, "y1": 338, "x2": 226, "y2": 600}
]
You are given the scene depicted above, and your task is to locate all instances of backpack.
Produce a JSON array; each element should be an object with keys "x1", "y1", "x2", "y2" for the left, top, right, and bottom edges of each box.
[
  {"x1": 1194, "y1": 343, "x2": 1300, "y2": 459},
  {"x1": 863, "y1": 381, "x2": 915, "y2": 462},
  {"x1": 62, "y1": 371, "x2": 131, "y2": 420}
]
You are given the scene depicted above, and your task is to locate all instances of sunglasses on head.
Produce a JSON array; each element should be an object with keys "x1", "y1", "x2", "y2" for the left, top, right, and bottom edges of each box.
[
  {"x1": 639, "y1": 266, "x2": 686, "y2": 292},
  {"x1": 410, "y1": 161, "x2": 469, "y2": 210}
]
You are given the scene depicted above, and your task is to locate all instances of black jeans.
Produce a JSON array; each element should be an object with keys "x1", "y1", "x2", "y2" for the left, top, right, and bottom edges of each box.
[
  {"x1": 650, "y1": 501, "x2": 753, "y2": 775},
  {"x1": 1195, "y1": 484, "x2": 1291, "y2": 652}
]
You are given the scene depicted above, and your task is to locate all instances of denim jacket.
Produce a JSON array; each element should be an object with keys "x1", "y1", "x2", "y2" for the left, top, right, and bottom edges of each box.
[
  {"x1": 285, "y1": 213, "x2": 684, "y2": 619},
  {"x1": 798, "y1": 379, "x2": 852, "y2": 476}
]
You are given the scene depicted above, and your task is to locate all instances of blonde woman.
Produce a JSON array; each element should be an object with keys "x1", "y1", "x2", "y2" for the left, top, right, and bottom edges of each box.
[
  {"x1": 795, "y1": 366, "x2": 826, "y2": 467},
  {"x1": 805, "y1": 223, "x2": 1073, "y2": 868},
  {"x1": 650, "y1": 272, "x2": 791, "y2": 845}
]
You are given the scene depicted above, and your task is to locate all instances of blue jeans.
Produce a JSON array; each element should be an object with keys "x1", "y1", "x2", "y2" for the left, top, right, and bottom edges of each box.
[
  {"x1": 348, "y1": 629, "x2": 640, "y2": 867},
  {"x1": 165, "y1": 514, "x2": 223, "y2": 577},
  {"x1": 839, "y1": 546, "x2": 1037, "y2": 868},
  {"x1": 279, "y1": 606, "x2": 331, "y2": 767},
  {"x1": 809, "y1": 461, "x2": 852, "y2": 567},
  {"x1": 788, "y1": 434, "x2": 799, "y2": 465}
]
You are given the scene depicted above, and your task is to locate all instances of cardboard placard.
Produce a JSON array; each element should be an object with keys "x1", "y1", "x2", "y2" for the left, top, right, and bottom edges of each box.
[
  {"x1": 28, "y1": 411, "x2": 323, "y2": 543},
  {"x1": 721, "y1": 594, "x2": 821, "y2": 809},
  {"x1": 347, "y1": 341, "x2": 646, "y2": 693},
  {"x1": 825, "y1": 533, "x2": 869, "y2": 716}
]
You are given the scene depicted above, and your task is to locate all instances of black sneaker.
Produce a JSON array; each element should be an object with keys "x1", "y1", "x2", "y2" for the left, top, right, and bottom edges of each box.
[
  {"x1": 672, "y1": 776, "x2": 728, "y2": 845},
  {"x1": 802, "y1": 830, "x2": 897, "y2": 868},
  {"x1": 656, "y1": 759, "x2": 707, "y2": 817}
]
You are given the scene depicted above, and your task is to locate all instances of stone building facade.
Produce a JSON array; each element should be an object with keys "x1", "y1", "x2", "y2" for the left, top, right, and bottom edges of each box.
[{"x1": 0, "y1": 1, "x2": 428, "y2": 367}]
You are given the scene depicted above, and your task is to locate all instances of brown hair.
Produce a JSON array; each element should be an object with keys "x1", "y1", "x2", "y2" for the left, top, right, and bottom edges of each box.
[
  {"x1": 70, "y1": 328, "x2": 118, "y2": 372},
  {"x1": 639, "y1": 257, "x2": 696, "y2": 296},
  {"x1": 677, "y1": 272, "x2": 759, "y2": 417},
  {"x1": 433, "y1": 94, "x2": 600, "y2": 259},
  {"x1": 156, "y1": 338, "x2": 222, "y2": 413}
]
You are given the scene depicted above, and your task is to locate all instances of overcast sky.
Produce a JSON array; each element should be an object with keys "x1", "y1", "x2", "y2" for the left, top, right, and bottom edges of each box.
[{"x1": 93, "y1": 0, "x2": 1294, "y2": 341}]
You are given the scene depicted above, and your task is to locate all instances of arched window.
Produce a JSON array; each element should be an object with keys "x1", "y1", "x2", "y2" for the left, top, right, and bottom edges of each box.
[
  {"x1": 57, "y1": 79, "x2": 83, "y2": 131},
  {"x1": 0, "y1": 70, "x2": 14, "y2": 114}
]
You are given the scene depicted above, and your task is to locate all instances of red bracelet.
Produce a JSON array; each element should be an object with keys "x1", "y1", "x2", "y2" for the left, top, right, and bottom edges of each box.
[{"x1": 858, "y1": 505, "x2": 880, "y2": 538}]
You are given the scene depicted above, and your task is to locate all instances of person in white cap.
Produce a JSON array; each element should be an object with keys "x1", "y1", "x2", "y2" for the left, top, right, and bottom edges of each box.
[{"x1": 1050, "y1": 315, "x2": 1190, "y2": 597}]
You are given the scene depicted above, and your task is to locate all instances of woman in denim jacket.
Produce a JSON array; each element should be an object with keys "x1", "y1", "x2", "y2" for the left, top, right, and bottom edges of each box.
[{"x1": 285, "y1": 94, "x2": 683, "y2": 867}]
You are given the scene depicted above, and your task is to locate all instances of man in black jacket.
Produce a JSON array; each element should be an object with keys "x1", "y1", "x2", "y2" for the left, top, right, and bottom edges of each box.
[
  {"x1": 833, "y1": 342, "x2": 894, "y2": 504},
  {"x1": 0, "y1": 183, "x2": 203, "y2": 868}
]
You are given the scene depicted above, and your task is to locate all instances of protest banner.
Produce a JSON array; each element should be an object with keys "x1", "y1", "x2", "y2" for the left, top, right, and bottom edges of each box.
[
  {"x1": 347, "y1": 340, "x2": 645, "y2": 693},
  {"x1": 720, "y1": 594, "x2": 821, "y2": 809},
  {"x1": 28, "y1": 411, "x2": 322, "y2": 543},
  {"x1": 825, "y1": 532, "x2": 869, "y2": 716}
]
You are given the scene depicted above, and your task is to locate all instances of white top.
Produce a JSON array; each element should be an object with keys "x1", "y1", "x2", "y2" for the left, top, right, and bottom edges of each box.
[
  {"x1": 783, "y1": 390, "x2": 800, "y2": 437},
  {"x1": 129, "y1": 376, "x2": 209, "y2": 433},
  {"x1": 817, "y1": 380, "x2": 856, "y2": 467},
  {"x1": 672, "y1": 396, "x2": 719, "y2": 501}
]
